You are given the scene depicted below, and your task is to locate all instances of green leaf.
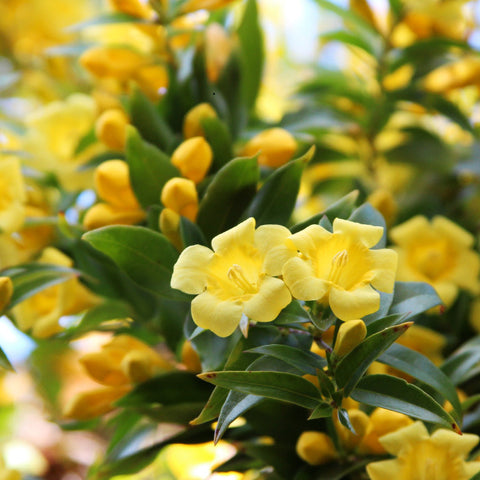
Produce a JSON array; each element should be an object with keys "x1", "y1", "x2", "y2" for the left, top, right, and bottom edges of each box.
[
  {"x1": 351, "y1": 374, "x2": 460, "y2": 431},
  {"x1": 246, "y1": 345, "x2": 326, "y2": 376},
  {"x1": 179, "y1": 216, "x2": 207, "y2": 247},
  {"x1": 198, "y1": 371, "x2": 322, "y2": 409},
  {"x1": 309, "y1": 402, "x2": 333, "y2": 419},
  {"x1": 378, "y1": 344, "x2": 462, "y2": 423},
  {"x1": 337, "y1": 407, "x2": 356, "y2": 433},
  {"x1": 272, "y1": 300, "x2": 312, "y2": 326},
  {"x1": 126, "y1": 126, "x2": 179, "y2": 208},
  {"x1": 335, "y1": 322, "x2": 412, "y2": 397},
  {"x1": 291, "y1": 190, "x2": 359, "y2": 233},
  {"x1": 196, "y1": 156, "x2": 259, "y2": 240},
  {"x1": 238, "y1": 0, "x2": 264, "y2": 111},
  {"x1": 388, "y1": 281, "x2": 442, "y2": 318},
  {"x1": 366, "y1": 313, "x2": 408, "y2": 335},
  {"x1": 243, "y1": 147, "x2": 314, "y2": 226},
  {"x1": 2, "y1": 263, "x2": 80, "y2": 309},
  {"x1": 425, "y1": 93, "x2": 473, "y2": 133},
  {"x1": 321, "y1": 30, "x2": 375, "y2": 55},
  {"x1": 201, "y1": 117, "x2": 233, "y2": 171},
  {"x1": 83, "y1": 225, "x2": 188, "y2": 301},
  {"x1": 128, "y1": 87, "x2": 175, "y2": 152},
  {"x1": 0, "y1": 346, "x2": 14, "y2": 372},
  {"x1": 66, "y1": 12, "x2": 143, "y2": 32},
  {"x1": 441, "y1": 343, "x2": 480, "y2": 386}
]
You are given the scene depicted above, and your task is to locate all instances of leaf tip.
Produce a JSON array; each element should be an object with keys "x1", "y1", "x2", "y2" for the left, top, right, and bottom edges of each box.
[
  {"x1": 452, "y1": 423, "x2": 462, "y2": 435},
  {"x1": 198, "y1": 372, "x2": 217, "y2": 381}
]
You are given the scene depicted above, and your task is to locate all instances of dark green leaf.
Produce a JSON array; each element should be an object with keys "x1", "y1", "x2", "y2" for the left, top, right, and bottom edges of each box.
[
  {"x1": 335, "y1": 322, "x2": 412, "y2": 396},
  {"x1": 351, "y1": 374, "x2": 460, "y2": 431},
  {"x1": 199, "y1": 371, "x2": 322, "y2": 409},
  {"x1": 125, "y1": 126, "x2": 179, "y2": 208},
  {"x1": 179, "y1": 216, "x2": 207, "y2": 247},
  {"x1": 388, "y1": 281, "x2": 442, "y2": 318},
  {"x1": 197, "y1": 156, "x2": 259, "y2": 240},
  {"x1": 321, "y1": 30, "x2": 374, "y2": 55},
  {"x1": 83, "y1": 225, "x2": 188, "y2": 301},
  {"x1": 243, "y1": 147, "x2": 313, "y2": 226},
  {"x1": 201, "y1": 117, "x2": 233, "y2": 171},
  {"x1": 309, "y1": 402, "x2": 333, "y2": 419},
  {"x1": 273, "y1": 300, "x2": 312, "y2": 326},
  {"x1": 366, "y1": 313, "x2": 408, "y2": 335},
  {"x1": 337, "y1": 407, "x2": 355, "y2": 433}
]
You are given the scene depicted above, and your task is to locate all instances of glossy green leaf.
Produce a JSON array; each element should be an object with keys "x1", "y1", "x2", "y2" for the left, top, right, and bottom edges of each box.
[
  {"x1": 309, "y1": 402, "x2": 333, "y2": 419},
  {"x1": 273, "y1": 300, "x2": 312, "y2": 326},
  {"x1": 246, "y1": 345, "x2": 326, "y2": 376},
  {"x1": 321, "y1": 30, "x2": 374, "y2": 55},
  {"x1": 388, "y1": 281, "x2": 442, "y2": 318},
  {"x1": 243, "y1": 146, "x2": 314, "y2": 226},
  {"x1": 83, "y1": 225, "x2": 188, "y2": 301},
  {"x1": 201, "y1": 116, "x2": 233, "y2": 171},
  {"x1": 196, "y1": 156, "x2": 259, "y2": 240},
  {"x1": 335, "y1": 322, "x2": 412, "y2": 396},
  {"x1": 337, "y1": 407, "x2": 356, "y2": 433},
  {"x1": 351, "y1": 374, "x2": 460, "y2": 431},
  {"x1": 238, "y1": 0, "x2": 264, "y2": 111},
  {"x1": 179, "y1": 216, "x2": 208, "y2": 247},
  {"x1": 441, "y1": 342, "x2": 480, "y2": 386},
  {"x1": 378, "y1": 344, "x2": 462, "y2": 423},
  {"x1": 126, "y1": 126, "x2": 179, "y2": 208},
  {"x1": 198, "y1": 371, "x2": 322, "y2": 409},
  {"x1": 366, "y1": 313, "x2": 408, "y2": 335}
]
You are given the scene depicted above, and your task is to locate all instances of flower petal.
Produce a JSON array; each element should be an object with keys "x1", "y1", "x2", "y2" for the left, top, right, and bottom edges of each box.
[
  {"x1": 450, "y1": 249, "x2": 480, "y2": 295},
  {"x1": 289, "y1": 224, "x2": 332, "y2": 258},
  {"x1": 211, "y1": 217, "x2": 255, "y2": 255},
  {"x1": 191, "y1": 291, "x2": 243, "y2": 337},
  {"x1": 255, "y1": 224, "x2": 296, "y2": 276},
  {"x1": 389, "y1": 215, "x2": 430, "y2": 246},
  {"x1": 434, "y1": 281, "x2": 458, "y2": 308},
  {"x1": 366, "y1": 459, "x2": 403, "y2": 480},
  {"x1": 333, "y1": 218, "x2": 384, "y2": 248},
  {"x1": 329, "y1": 285, "x2": 380, "y2": 321},
  {"x1": 283, "y1": 257, "x2": 329, "y2": 301},
  {"x1": 379, "y1": 421, "x2": 429, "y2": 456},
  {"x1": 243, "y1": 276, "x2": 291, "y2": 323},
  {"x1": 431, "y1": 429, "x2": 479, "y2": 458},
  {"x1": 171, "y1": 245, "x2": 214, "y2": 294},
  {"x1": 433, "y1": 215, "x2": 474, "y2": 248},
  {"x1": 369, "y1": 248, "x2": 398, "y2": 293}
]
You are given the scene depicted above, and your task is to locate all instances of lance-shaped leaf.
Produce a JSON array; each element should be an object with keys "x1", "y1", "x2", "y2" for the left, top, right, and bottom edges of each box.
[
  {"x1": 351, "y1": 374, "x2": 460, "y2": 432},
  {"x1": 441, "y1": 339, "x2": 480, "y2": 386},
  {"x1": 366, "y1": 312, "x2": 408, "y2": 335},
  {"x1": 388, "y1": 281, "x2": 442, "y2": 318},
  {"x1": 334, "y1": 322, "x2": 412, "y2": 397},
  {"x1": 201, "y1": 117, "x2": 233, "y2": 171},
  {"x1": 3, "y1": 263, "x2": 80, "y2": 309},
  {"x1": 196, "y1": 156, "x2": 259, "y2": 240},
  {"x1": 246, "y1": 344, "x2": 326, "y2": 376},
  {"x1": 198, "y1": 371, "x2": 322, "y2": 409},
  {"x1": 125, "y1": 126, "x2": 179, "y2": 208},
  {"x1": 378, "y1": 343, "x2": 462, "y2": 423},
  {"x1": 243, "y1": 146, "x2": 314, "y2": 226},
  {"x1": 83, "y1": 225, "x2": 189, "y2": 301},
  {"x1": 308, "y1": 402, "x2": 333, "y2": 419}
]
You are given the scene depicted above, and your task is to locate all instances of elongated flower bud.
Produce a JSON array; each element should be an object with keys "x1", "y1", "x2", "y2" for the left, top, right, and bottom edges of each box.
[
  {"x1": 333, "y1": 319, "x2": 367, "y2": 357},
  {"x1": 95, "y1": 109, "x2": 129, "y2": 151},
  {"x1": 171, "y1": 137, "x2": 213, "y2": 184},
  {"x1": 161, "y1": 177, "x2": 198, "y2": 221},
  {"x1": 183, "y1": 103, "x2": 217, "y2": 139},
  {"x1": 296, "y1": 431, "x2": 337, "y2": 465}
]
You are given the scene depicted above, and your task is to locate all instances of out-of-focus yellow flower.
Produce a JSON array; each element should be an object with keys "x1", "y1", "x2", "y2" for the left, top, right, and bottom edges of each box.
[
  {"x1": 333, "y1": 320, "x2": 367, "y2": 357},
  {"x1": 470, "y1": 298, "x2": 480, "y2": 333},
  {"x1": 83, "y1": 160, "x2": 145, "y2": 230},
  {"x1": 280, "y1": 219, "x2": 397, "y2": 321},
  {"x1": 382, "y1": 64, "x2": 414, "y2": 91},
  {"x1": 0, "y1": 157, "x2": 26, "y2": 233},
  {"x1": 241, "y1": 128, "x2": 297, "y2": 168},
  {"x1": 390, "y1": 215, "x2": 480, "y2": 308},
  {"x1": 366, "y1": 421, "x2": 480, "y2": 480},
  {"x1": 161, "y1": 178, "x2": 199, "y2": 222},
  {"x1": 181, "y1": 340, "x2": 202, "y2": 372},
  {"x1": 0, "y1": 455, "x2": 21, "y2": 480},
  {"x1": 205, "y1": 23, "x2": 232, "y2": 83},
  {"x1": 108, "y1": 0, "x2": 156, "y2": 19},
  {"x1": 159, "y1": 208, "x2": 183, "y2": 251},
  {"x1": 359, "y1": 408, "x2": 414, "y2": 455},
  {"x1": 171, "y1": 137, "x2": 213, "y2": 184},
  {"x1": 133, "y1": 64, "x2": 169, "y2": 100},
  {"x1": 183, "y1": 103, "x2": 218, "y2": 139},
  {"x1": 296, "y1": 431, "x2": 338, "y2": 465},
  {"x1": 95, "y1": 108, "x2": 129, "y2": 151},
  {"x1": 180, "y1": 0, "x2": 237, "y2": 14},
  {"x1": 334, "y1": 408, "x2": 370, "y2": 451},
  {"x1": 367, "y1": 189, "x2": 398, "y2": 226},
  {"x1": 12, "y1": 248, "x2": 98, "y2": 338},
  {"x1": 423, "y1": 57, "x2": 480, "y2": 93},
  {"x1": 0, "y1": 277, "x2": 13, "y2": 313},
  {"x1": 171, "y1": 217, "x2": 292, "y2": 337}
]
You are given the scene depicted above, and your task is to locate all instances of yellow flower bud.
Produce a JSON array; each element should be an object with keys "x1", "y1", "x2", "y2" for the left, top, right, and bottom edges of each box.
[
  {"x1": 0, "y1": 276, "x2": 13, "y2": 312},
  {"x1": 423, "y1": 58, "x2": 480, "y2": 93},
  {"x1": 334, "y1": 408, "x2": 370, "y2": 450},
  {"x1": 79, "y1": 46, "x2": 147, "y2": 80},
  {"x1": 359, "y1": 407, "x2": 413, "y2": 454},
  {"x1": 181, "y1": 340, "x2": 202, "y2": 373},
  {"x1": 205, "y1": 23, "x2": 232, "y2": 83},
  {"x1": 94, "y1": 160, "x2": 139, "y2": 209},
  {"x1": 241, "y1": 128, "x2": 297, "y2": 168},
  {"x1": 183, "y1": 103, "x2": 217, "y2": 139},
  {"x1": 171, "y1": 137, "x2": 213, "y2": 184},
  {"x1": 333, "y1": 320, "x2": 367, "y2": 357},
  {"x1": 83, "y1": 203, "x2": 146, "y2": 230},
  {"x1": 161, "y1": 178, "x2": 198, "y2": 221},
  {"x1": 133, "y1": 64, "x2": 169, "y2": 101},
  {"x1": 159, "y1": 208, "x2": 183, "y2": 251},
  {"x1": 108, "y1": 0, "x2": 155, "y2": 19},
  {"x1": 296, "y1": 431, "x2": 337, "y2": 465},
  {"x1": 382, "y1": 64, "x2": 414, "y2": 91},
  {"x1": 95, "y1": 109, "x2": 129, "y2": 151}
]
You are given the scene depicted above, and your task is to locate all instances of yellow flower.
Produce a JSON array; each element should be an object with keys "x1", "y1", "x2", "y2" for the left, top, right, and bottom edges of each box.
[
  {"x1": 205, "y1": 23, "x2": 232, "y2": 83},
  {"x1": 366, "y1": 421, "x2": 480, "y2": 480},
  {"x1": 95, "y1": 108, "x2": 129, "y2": 151},
  {"x1": 108, "y1": 0, "x2": 156, "y2": 19},
  {"x1": 423, "y1": 57, "x2": 480, "y2": 93},
  {"x1": 183, "y1": 103, "x2": 218, "y2": 139},
  {"x1": 281, "y1": 219, "x2": 397, "y2": 321},
  {"x1": 0, "y1": 277, "x2": 13, "y2": 312},
  {"x1": 170, "y1": 137, "x2": 213, "y2": 184},
  {"x1": 333, "y1": 319, "x2": 367, "y2": 357},
  {"x1": 241, "y1": 128, "x2": 297, "y2": 168},
  {"x1": 296, "y1": 431, "x2": 338, "y2": 465},
  {"x1": 171, "y1": 218, "x2": 292, "y2": 337},
  {"x1": 0, "y1": 157, "x2": 26, "y2": 233},
  {"x1": 133, "y1": 64, "x2": 169, "y2": 100},
  {"x1": 390, "y1": 215, "x2": 480, "y2": 308},
  {"x1": 83, "y1": 160, "x2": 145, "y2": 230},
  {"x1": 161, "y1": 177, "x2": 199, "y2": 222},
  {"x1": 334, "y1": 408, "x2": 370, "y2": 451}
]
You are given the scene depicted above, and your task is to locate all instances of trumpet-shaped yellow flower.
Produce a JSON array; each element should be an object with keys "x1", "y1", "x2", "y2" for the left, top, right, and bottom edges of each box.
[
  {"x1": 171, "y1": 218, "x2": 292, "y2": 337},
  {"x1": 390, "y1": 215, "x2": 480, "y2": 308},
  {"x1": 366, "y1": 421, "x2": 480, "y2": 480},
  {"x1": 281, "y1": 219, "x2": 397, "y2": 321}
]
